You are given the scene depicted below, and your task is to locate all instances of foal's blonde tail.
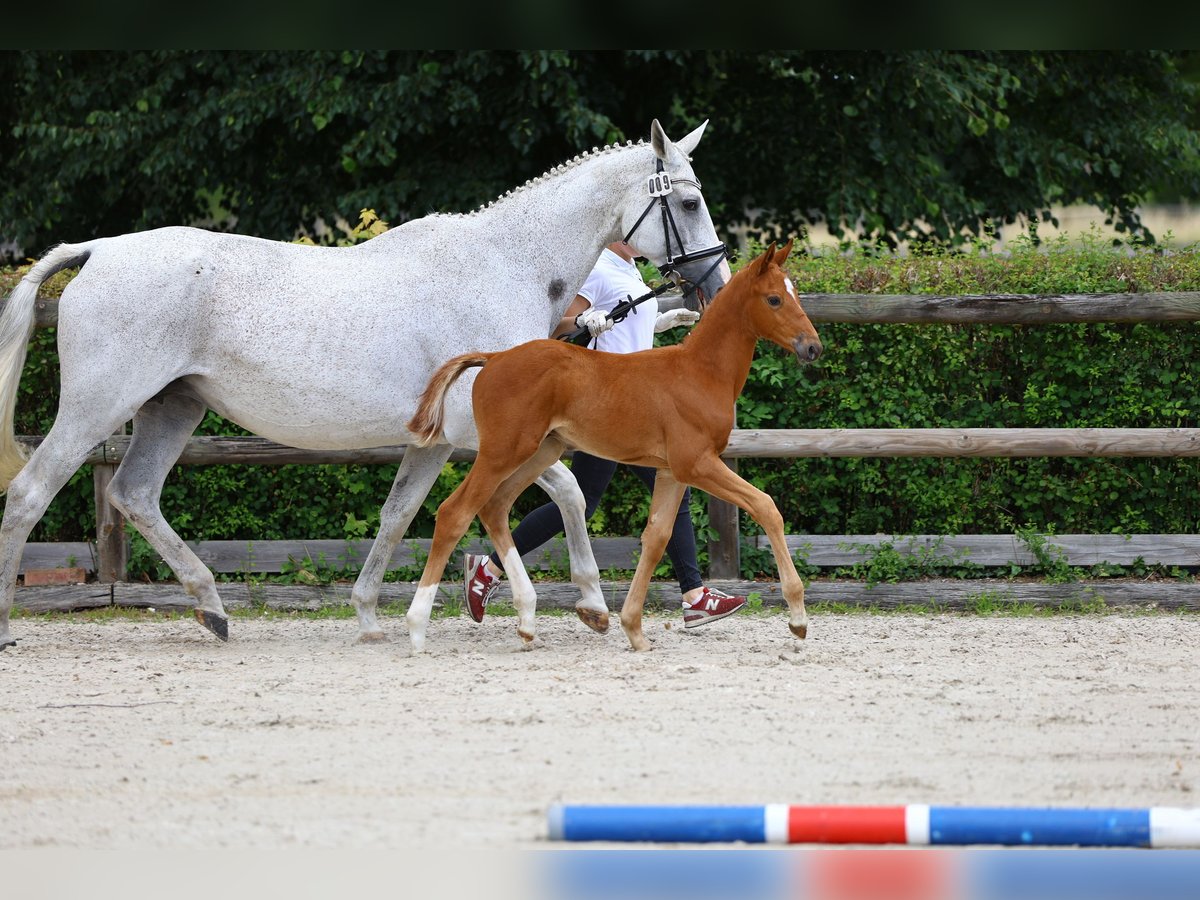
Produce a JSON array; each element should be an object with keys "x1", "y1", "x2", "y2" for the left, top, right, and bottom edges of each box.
[
  {"x1": 0, "y1": 243, "x2": 92, "y2": 491},
  {"x1": 407, "y1": 351, "x2": 495, "y2": 447}
]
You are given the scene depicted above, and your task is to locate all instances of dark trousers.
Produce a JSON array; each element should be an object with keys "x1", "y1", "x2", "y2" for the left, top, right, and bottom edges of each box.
[{"x1": 489, "y1": 450, "x2": 704, "y2": 595}]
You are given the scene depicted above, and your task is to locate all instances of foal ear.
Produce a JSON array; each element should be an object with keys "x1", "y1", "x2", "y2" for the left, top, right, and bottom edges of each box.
[
  {"x1": 774, "y1": 239, "x2": 795, "y2": 265},
  {"x1": 651, "y1": 119, "x2": 669, "y2": 160},
  {"x1": 757, "y1": 242, "x2": 778, "y2": 276}
]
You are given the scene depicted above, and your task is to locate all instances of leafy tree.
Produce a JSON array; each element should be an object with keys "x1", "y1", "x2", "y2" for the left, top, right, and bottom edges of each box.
[{"x1": 1, "y1": 51, "x2": 1197, "y2": 254}]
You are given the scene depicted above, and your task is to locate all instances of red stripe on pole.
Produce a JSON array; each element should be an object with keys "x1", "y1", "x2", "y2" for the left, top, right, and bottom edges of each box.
[{"x1": 787, "y1": 805, "x2": 909, "y2": 844}]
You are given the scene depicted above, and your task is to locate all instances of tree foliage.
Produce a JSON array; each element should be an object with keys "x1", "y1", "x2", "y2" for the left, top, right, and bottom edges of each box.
[{"x1": 1, "y1": 51, "x2": 1197, "y2": 255}]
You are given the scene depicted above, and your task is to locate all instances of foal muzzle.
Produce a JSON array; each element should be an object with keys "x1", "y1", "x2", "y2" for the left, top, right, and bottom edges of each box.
[{"x1": 794, "y1": 336, "x2": 823, "y2": 363}]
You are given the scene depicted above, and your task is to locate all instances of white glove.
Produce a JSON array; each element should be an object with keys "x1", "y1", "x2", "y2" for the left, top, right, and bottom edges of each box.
[
  {"x1": 654, "y1": 308, "x2": 701, "y2": 333},
  {"x1": 575, "y1": 307, "x2": 614, "y2": 337}
]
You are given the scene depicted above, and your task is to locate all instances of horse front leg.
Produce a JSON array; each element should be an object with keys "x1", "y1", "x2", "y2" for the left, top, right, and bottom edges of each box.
[
  {"x1": 534, "y1": 460, "x2": 608, "y2": 634},
  {"x1": 351, "y1": 444, "x2": 452, "y2": 643},
  {"x1": 619, "y1": 470, "x2": 687, "y2": 652},
  {"x1": 685, "y1": 454, "x2": 807, "y2": 639}
]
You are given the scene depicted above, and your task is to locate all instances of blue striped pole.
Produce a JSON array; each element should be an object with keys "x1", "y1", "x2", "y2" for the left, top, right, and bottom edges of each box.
[{"x1": 546, "y1": 804, "x2": 1200, "y2": 847}]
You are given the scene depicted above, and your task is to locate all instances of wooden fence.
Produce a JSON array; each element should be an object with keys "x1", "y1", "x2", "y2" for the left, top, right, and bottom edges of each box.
[{"x1": 7, "y1": 290, "x2": 1200, "y2": 586}]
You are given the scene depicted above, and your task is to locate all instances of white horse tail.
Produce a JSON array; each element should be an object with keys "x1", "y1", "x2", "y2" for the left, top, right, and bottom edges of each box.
[
  {"x1": 0, "y1": 242, "x2": 93, "y2": 490},
  {"x1": 407, "y1": 351, "x2": 494, "y2": 447}
]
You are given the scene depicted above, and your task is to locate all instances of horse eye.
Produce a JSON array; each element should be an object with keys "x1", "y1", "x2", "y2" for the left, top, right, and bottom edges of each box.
[
  {"x1": 682, "y1": 198, "x2": 699, "y2": 212},
  {"x1": 767, "y1": 294, "x2": 782, "y2": 307}
]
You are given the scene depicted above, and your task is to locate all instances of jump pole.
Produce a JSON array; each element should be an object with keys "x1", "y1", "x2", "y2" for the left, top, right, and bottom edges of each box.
[{"x1": 546, "y1": 804, "x2": 1200, "y2": 847}]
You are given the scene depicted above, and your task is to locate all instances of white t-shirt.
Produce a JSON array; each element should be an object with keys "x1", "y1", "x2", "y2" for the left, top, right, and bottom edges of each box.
[{"x1": 577, "y1": 248, "x2": 657, "y2": 355}]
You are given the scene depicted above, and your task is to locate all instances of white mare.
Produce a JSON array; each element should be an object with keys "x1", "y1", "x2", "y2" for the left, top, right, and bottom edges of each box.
[{"x1": 0, "y1": 119, "x2": 729, "y2": 653}]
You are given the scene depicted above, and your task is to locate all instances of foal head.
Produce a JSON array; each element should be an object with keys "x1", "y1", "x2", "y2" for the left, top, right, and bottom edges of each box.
[{"x1": 735, "y1": 240, "x2": 822, "y2": 364}]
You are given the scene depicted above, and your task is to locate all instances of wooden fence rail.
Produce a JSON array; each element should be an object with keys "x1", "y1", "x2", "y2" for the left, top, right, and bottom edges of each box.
[{"x1": 7, "y1": 291, "x2": 1200, "y2": 583}]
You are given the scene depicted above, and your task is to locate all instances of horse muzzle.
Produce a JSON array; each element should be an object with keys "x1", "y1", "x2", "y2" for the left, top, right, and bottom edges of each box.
[{"x1": 793, "y1": 336, "x2": 823, "y2": 363}]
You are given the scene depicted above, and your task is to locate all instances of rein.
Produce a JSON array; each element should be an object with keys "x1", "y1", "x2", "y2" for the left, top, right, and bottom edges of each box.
[{"x1": 559, "y1": 158, "x2": 728, "y2": 348}]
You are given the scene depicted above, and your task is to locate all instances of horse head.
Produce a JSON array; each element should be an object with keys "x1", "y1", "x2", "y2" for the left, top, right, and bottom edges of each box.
[
  {"x1": 621, "y1": 119, "x2": 730, "y2": 313},
  {"x1": 743, "y1": 240, "x2": 823, "y2": 364}
]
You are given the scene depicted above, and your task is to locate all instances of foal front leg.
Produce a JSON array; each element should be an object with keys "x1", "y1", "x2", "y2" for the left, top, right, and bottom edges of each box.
[
  {"x1": 619, "y1": 470, "x2": 687, "y2": 651},
  {"x1": 685, "y1": 455, "x2": 808, "y2": 639}
]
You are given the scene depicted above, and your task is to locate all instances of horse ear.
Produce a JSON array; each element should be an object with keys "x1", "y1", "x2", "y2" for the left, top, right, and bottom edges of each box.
[
  {"x1": 651, "y1": 119, "x2": 669, "y2": 160},
  {"x1": 757, "y1": 242, "x2": 778, "y2": 275},
  {"x1": 674, "y1": 119, "x2": 708, "y2": 158},
  {"x1": 775, "y1": 239, "x2": 795, "y2": 265}
]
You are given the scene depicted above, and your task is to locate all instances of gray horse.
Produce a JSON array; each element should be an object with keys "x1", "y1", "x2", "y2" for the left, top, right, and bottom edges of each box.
[{"x1": 0, "y1": 119, "x2": 728, "y2": 652}]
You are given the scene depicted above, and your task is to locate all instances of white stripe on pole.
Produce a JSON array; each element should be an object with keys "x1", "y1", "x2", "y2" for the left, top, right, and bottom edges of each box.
[
  {"x1": 905, "y1": 804, "x2": 931, "y2": 845},
  {"x1": 1150, "y1": 807, "x2": 1200, "y2": 848},
  {"x1": 764, "y1": 804, "x2": 790, "y2": 844}
]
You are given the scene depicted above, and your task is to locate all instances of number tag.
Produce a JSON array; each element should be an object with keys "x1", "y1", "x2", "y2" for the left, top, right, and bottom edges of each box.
[{"x1": 647, "y1": 172, "x2": 673, "y2": 197}]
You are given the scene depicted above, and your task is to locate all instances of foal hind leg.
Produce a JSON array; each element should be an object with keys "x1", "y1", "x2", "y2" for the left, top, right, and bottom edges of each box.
[
  {"x1": 476, "y1": 439, "x2": 574, "y2": 644},
  {"x1": 105, "y1": 389, "x2": 228, "y2": 640},
  {"x1": 350, "y1": 444, "x2": 452, "y2": 643},
  {"x1": 0, "y1": 414, "x2": 135, "y2": 649},
  {"x1": 619, "y1": 470, "x2": 687, "y2": 652},
  {"x1": 534, "y1": 461, "x2": 608, "y2": 632},
  {"x1": 405, "y1": 455, "x2": 520, "y2": 653}
]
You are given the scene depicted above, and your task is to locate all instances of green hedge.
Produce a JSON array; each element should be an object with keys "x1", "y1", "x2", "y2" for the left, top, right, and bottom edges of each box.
[{"x1": 6, "y1": 231, "x2": 1200, "y2": 578}]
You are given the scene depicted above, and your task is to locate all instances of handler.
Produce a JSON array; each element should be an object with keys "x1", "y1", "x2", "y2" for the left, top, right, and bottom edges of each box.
[{"x1": 463, "y1": 240, "x2": 747, "y2": 628}]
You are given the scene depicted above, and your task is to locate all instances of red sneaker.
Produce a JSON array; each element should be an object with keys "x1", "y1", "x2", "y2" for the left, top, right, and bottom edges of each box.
[
  {"x1": 464, "y1": 553, "x2": 501, "y2": 623},
  {"x1": 682, "y1": 587, "x2": 746, "y2": 628}
]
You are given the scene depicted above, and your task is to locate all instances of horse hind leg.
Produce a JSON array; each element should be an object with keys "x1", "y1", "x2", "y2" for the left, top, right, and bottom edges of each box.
[
  {"x1": 350, "y1": 444, "x2": 452, "y2": 644},
  {"x1": 105, "y1": 389, "x2": 229, "y2": 640},
  {"x1": 0, "y1": 413, "x2": 136, "y2": 650},
  {"x1": 534, "y1": 460, "x2": 608, "y2": 633}
]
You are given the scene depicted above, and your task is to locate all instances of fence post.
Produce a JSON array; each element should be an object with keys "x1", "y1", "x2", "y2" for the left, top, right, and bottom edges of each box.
[
  {"x1": 707, "y1": 404, "x2": 741, "y2": 579},
  {"x1": 93, "y1": 427, "x2": 128, "y2": 582},
  {"x1": 706, "y1": 461, "x2": 741, "y2": 579}
]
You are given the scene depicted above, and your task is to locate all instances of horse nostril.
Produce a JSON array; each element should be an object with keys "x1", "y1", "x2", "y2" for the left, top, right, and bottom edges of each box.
[{"x1": 808, "y1": 343, "x2": 822, "y2": 361}]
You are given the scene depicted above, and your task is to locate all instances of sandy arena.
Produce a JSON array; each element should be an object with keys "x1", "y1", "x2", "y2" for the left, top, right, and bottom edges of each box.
[{"x1": 0, "y1": 609, "x2": 1196, "y2": 850}]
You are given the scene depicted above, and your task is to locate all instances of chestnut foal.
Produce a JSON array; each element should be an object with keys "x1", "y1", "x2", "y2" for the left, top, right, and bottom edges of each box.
[{"x1": 406, "y1": 241, "x2": 821, "y2": 652}]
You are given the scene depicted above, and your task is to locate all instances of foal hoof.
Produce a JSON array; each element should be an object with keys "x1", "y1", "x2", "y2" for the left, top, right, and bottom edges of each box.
[
  {"x1": 193, "y1": 609, "x2": 229, "y2": 642},
  {"x1": 575, "y1": 606, "x2": 610, "y2": 634},
  {"x1": 518, "y1": 626, "x2": 536, "y2": 644},
  {"x1": 356, "y1": 630, "x2": 388, "y2": 645},
  {"x1": 0, "y1": 637, "x2": 17, "y2": 651},
  {"x1": 789, "y1": 622, "x2": 808, "y2": 640}
]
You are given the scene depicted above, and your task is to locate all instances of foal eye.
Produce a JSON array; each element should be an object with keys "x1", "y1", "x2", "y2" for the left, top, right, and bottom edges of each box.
[
  {"x1": 767, "y1": 294, "x2": 782, "y2": 307},
  {"x1": 682, "y1": 198, "x2": 699, "y2": 212}
]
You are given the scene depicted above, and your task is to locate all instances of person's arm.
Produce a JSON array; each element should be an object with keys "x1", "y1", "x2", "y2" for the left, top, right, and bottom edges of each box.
[{"x1": 552, "y1": 294, "x2": 613, "y2": 339}]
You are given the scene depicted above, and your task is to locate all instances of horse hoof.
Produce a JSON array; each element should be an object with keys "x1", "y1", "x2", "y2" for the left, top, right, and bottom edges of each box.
[
  {"x1": 356, "y1": 631, "x2": 388, "y2": 644},
  {"x1": 575, "y1": 606, "x2": 610, "y2": 634},
  {"x1": 0, "y1": 637, "x2": 16, "y2": 651},
  {"x1": 518, "y1": 627, "x2": 536, "y2": 644},
  {"x1": 789, "y1": 622, "x2": 808, "y2": 640},
  {"x1": 193, "y1": 609, "x2": 229, "y2": 642}
]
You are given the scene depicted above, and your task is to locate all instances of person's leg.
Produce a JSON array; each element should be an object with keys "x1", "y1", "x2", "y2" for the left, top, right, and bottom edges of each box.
[{"x1": 627, "y1": 464, "x2": 704, "y2": 597}]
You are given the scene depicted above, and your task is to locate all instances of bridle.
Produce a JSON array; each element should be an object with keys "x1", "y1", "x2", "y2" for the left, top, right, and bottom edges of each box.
[
  {"x1": 559, "y1": 156, "x2": 729, "y2": 347},
  {"x1": 622, "y1": 156, "x2": 729, "y2": 298}
]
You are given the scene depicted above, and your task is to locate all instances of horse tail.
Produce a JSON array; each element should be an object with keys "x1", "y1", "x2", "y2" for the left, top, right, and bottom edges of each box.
[
  {"x1": 0, "y1": 243, "x2": 93, "y2": 491},
  {"x1": 407, "y1": 352, "x2": 494, "y2": 447}
]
